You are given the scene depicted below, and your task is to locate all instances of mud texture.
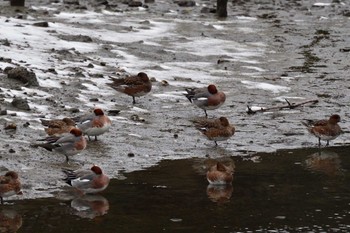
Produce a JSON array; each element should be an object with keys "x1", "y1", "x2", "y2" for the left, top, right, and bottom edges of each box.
[{"x1": 0, "y1": 0, "x2": 350, "y2": 200}]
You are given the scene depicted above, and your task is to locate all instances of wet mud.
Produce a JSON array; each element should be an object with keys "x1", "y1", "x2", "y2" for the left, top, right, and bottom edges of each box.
[{"x1": 0, "y1": 0, "x2": 349, "y2": 200}]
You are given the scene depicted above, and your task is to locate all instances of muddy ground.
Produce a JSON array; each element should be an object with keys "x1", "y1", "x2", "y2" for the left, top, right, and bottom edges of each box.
[{"x1": 0, "y1": 0, "x2": 350, "y2": 200}]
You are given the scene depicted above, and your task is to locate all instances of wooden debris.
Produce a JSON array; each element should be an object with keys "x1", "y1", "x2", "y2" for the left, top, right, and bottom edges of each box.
[{"x1": 247, "y1": 99, "x2": 319, "y2": 114}]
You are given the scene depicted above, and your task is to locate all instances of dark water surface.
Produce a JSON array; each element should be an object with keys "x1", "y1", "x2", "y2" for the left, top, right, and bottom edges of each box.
[{"x1": 3, "y1": 146, "x2": 350, "y2": 232}]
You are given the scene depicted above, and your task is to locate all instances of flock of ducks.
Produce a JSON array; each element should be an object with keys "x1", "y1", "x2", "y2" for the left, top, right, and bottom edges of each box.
[{"x1": 0, "y1": 71, "x2": 344, "y2": 204}]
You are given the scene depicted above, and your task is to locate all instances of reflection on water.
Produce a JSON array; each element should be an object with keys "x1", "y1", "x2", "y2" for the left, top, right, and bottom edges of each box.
[
  {"x1": 203, "y1": 158, "x2": 235, "y2": 204},
  {"x1": 70, "y1": 195, "x2": 109, "y2": 219},
  {"x1": 206, "y1": 184, "x2": 233, "y2": 204},
  {"x1": 304, "y1": 150, "x2": 343, "y2": 176},
  {"x1": 7, "y1": 147, "x2": 350, "y2": 232},
  {"x1": 0, "y1": 209, "x2": 22, "y2": 233}
]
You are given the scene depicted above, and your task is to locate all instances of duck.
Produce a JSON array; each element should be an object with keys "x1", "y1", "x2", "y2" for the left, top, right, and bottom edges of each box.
[
  {"x1": 0, "y1": 171, "x2": 22, "y2": 204},
  {"x1": 301, "y1": 114, "x2": 343, "y2": 147},
  {"x1": 194, "y1": 116, "x2": 235, "y2": 146},
  {"x1": 32, "y1": 128, "x2": 87, "y2": 163},
  {"x1": 62, "y1": 165, "x2": 110, "y2": 195},
  {"x1": 108, "y1": 72, "x2": 152, "y2": 104},
  {"x1": 76, "y1": 108, "x2": 112, "y2": 141},
  {"x1": 40, "y1": 117, "x2": 76, "y2": 137},
  {"x1": 185, "y1": 84, "x2": 226, "y2": 117},
  {"x1": 206, "y1": 161, "x2": 234, "y2": 185}
]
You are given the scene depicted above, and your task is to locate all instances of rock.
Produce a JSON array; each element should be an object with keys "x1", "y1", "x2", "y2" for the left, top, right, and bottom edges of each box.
[
  {"x1": 9, "y1": 149, "x2": 16, "y2": 153},
  {"x1": 128, "y1": 1, "x2": 143, "y2": 7},
  {"x1": 4, "y1": 122, "x2": 17, "y2": 130},
  {"x1": 108, "y1": 110, "x2": 120, "y2": 116},
  {"x1": 33, "y1": 22, "x2": 49, "y2": 27},
  {"x1": 176, "y1": 0, "x2": 196, "y2": 7},
  {"x1": 0, "y1": 39, "x2": 11, "y2": 47},
  {"x1": 11, "y1": 97, "x2": 30, "y2": 110},
  {"x1": 200, "y1": 7, "x2": 216, "y2": 13},
  {"x1": 63, "y1": 0, "x2": 79, "y2": 5},
  {"x1": 58, "y1": 34, "x2": 93, "y2": 43},
  {"x1": 130, "y1": 114, "x2": 145, "y2": 122},
  {"x1": 6, "y1": 66, "x2": 39, "y2": 87},
  {"x1": 161, "y1": 80, "x2": 169, "y2": 86}
]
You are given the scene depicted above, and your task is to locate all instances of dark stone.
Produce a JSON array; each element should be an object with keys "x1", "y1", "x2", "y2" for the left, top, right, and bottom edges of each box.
[
  {"x1": 0, "y1": 57, "x2": 12, "y2": 62},
  {"x1": 11, "y1": 97, "x2": 30, "y2": 110},
  {"x1": 128, "y1": 1, "x2": 143, "y2": 7},
  {"x1": 127, "y1": 153, "x2": 135, "y2": 157},
  {"x1": 200, "y1": 7, "x2": 216, "y2": 13},
  {"x1": 6, "y1": 66, "x2": 39, "y2": 87},
  {"x1": 9, "y1": 149, "x2": 16, "y2": 153},
  {"x1": 47, "y1": 68, "x2": 57, "y2": 74},
  {"x1": 69, "y1": 108, "x2": 80, "y2": 113},
  {"x1": 4, "y1": 122, "x2": 17, "y2": 130},
  {"x1": 33, "y1": 22, "x2": 49, "y2": 27},
  {"x1": 177, "y1": 0, "x2": 196, "y2": 7},
  {"x1": 63, "y1": 0, "x2": 79, "y2": 5},
  {"x1": 108, "y1": 109, "x2": 121, "y2": 116},
  {"x1": 0, "y1": 39, "x2": 11, "y2": 47},
  {"x1": 58, "y1": 34, "x2": 93, "y2": 43}
]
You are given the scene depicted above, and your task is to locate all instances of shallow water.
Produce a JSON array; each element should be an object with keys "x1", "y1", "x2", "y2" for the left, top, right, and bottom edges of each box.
[
  {"x1": 3, "y1": 146, "x2": 350, "y2": 232},
  {"x1": 1, "y1": 0, "x2": 350, "y2": 231}
]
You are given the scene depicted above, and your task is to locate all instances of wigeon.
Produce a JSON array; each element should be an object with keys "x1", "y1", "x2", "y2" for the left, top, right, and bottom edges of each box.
[
  {"x1": 71, "y1": 195, "x2": 109, "y2": 219},
  {"x1": 108, "y1": 72, "x2": 152, "y2": 104},
  {"x1": 0, "y1": 209, "x2": 22, "y2": 232},
  {"x1": 185, "y1": 84, "x2": 226, "y2": 117},
  {"x1": 32, "y1": 128, "x2": 87, "y2": 163},
  {"x1": 40, "y1": 117, "x2": 76, "y2": 137},
  {"x1": 62, "y1": 165, "x2": 110, "y2": 195},
  {"x1": 305, "y1": 151, "x2": 341, "y2": 176},
  {"x1": 206, "y1": 161, "x2": 234, "y2": 185},
  {"x1": 194, "y1": 116, "x2": 235, "y2": 146},
  {"x1": 76, "y1": 108, "x2": 112, "y2": 141},
  {"x1": 206, "y1": 184, "x2": 233, "y2": 204},
  {"x1": 0, "y1": 171, "x2": 22, "y2": 204},
  {"x1": 302, "y1": 114, "x2": 343, "y2": 147}
]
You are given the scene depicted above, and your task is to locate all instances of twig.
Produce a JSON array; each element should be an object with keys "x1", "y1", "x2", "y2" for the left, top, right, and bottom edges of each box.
[{"x1": 246, "y1": 99, "x2": 319, "y2": 114}]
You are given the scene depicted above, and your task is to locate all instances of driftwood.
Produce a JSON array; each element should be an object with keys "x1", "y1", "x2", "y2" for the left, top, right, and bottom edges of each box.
[{"x1": 247, "y1": 99, "x2": 319, "y2": 114}]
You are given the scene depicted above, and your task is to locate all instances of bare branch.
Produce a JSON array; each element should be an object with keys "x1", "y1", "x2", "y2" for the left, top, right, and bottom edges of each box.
[{"x1": 246, "y1": 99, "x2": 319, "y2": 114}]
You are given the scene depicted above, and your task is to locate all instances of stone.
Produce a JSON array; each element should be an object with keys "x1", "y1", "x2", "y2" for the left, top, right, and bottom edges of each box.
[
  {"x1": 6, "y1": 66, "x2": 39, "y2": 87},
  {"x1": 11, "y1": 97, "x2": 30, "y2": 110}
]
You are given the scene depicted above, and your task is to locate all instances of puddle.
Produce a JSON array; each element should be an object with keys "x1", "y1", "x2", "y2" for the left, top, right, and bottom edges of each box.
[
  {"x1": 4, "y1": 146, "x2": 350, "y2": 232},
  {"x1": 0, "y1": 2, "x2": 350, "y2": 231}
]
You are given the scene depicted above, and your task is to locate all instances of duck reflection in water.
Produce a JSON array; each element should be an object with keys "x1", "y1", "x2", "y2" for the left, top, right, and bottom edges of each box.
[
  {"x1": 0, "y1": 209, "x2": 22, "y2": 233},
  {"x1": 205, "y1": 158, "x2": 235, "y2": 204},
  {"x1": 304, "y1": 150, "x2": 343, "y2": 176},
  {"x1": 70, "y1": 195, "x2": 110, "y2": 219}
]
